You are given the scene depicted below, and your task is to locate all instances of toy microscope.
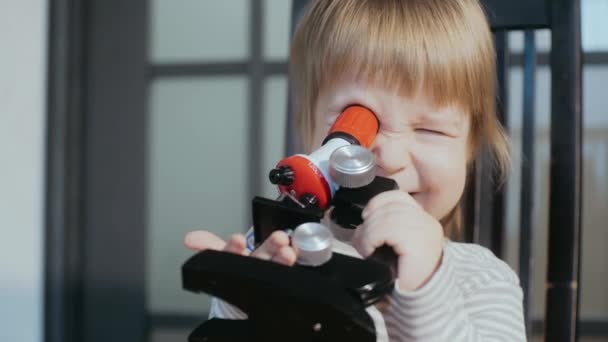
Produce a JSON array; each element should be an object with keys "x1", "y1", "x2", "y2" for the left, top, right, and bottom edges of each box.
[{"x1": 182, "y1": 105, "x2": 400, "y2": 342}]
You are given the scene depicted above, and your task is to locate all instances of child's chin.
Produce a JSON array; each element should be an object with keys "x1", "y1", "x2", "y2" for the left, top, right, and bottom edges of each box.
[{"x1": 409, "y1": 191, "x2": 422, "y2": 201}]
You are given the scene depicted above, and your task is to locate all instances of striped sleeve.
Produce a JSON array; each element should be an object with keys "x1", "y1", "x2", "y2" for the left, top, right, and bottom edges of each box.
[
  {"x1": 382, "y1": 241, "x2": 526, "y2": 341},
  {"x1": 209, "y1": 297, "x2": 248, "y2": 319}
]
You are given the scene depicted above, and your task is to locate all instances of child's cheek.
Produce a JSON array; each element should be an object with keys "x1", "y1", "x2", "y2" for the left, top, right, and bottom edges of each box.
[{"x1": 415, "y1": 144, "x2": 467, "y2": 218}]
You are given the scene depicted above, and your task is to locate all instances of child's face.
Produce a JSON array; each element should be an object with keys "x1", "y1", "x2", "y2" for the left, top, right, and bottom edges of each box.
[{"x1": 311, "y1": 77, "x2": 470, "y2": 221}]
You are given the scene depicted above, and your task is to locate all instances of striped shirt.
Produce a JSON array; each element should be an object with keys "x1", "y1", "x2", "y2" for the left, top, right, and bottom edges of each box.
[{"x1": 209, "y1": 230, "x2": 526, "y2": 341}]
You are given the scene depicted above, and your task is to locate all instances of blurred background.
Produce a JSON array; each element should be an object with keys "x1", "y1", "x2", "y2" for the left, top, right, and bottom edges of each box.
[{"x1": 1, "y1": 0, "x2": 606, "y2": 341}]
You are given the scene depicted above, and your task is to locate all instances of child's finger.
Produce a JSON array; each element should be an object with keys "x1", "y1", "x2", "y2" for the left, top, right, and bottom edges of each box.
[
  {"x1": 351, "y1": 223, "x2": 378, "y2": 257},
  {"x1": 224, "y1": 234, "x2": 248, "y2": 255},
  {"x1": 352, "y1": 220, "x2": 399, "y2": 258},
  {"x1": 251, "y1": 231, "x2": 290, "y2": 260},
  {"x1": 362, "y1": 190, "x2": 419, "y2": 219},
  {"x1": 184, "y1": 230, "x2": 226, "y2": 251},
  {"x1": 362, "y1": 201, "x2": 410, "y2": 224},
  {"x1": 271, "y1": 245, "x2": 297, "y2": 266}
]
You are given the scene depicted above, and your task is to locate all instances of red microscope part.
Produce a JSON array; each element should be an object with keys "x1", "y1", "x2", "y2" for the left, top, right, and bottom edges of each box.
[{"x1": 268, "y1": 105, "x2": 379, "y2": 209}]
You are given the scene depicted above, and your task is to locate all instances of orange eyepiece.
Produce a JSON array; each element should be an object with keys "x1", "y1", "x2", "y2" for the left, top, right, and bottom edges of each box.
[{"x1": 328, "y1": 105, "x2": 379, "y2": 148}]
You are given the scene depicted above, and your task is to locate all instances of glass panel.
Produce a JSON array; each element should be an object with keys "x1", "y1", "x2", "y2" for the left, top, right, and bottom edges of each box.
[
  {"x1": 580, "y1": 65, "x2": 608, "y2": 318},
  {"x1": 259, "y1": 76, "x2": 288, "y2": 199},
  {"x1": 582, "y1": 0, "x2": 608, "y2": 51},
  {"x1": 503, "y1": 64, "x2": 608, "y2": 330},
  {"x1": 150, "y1": 1, "x2": 250, "y2": 63},
  {"x1": 263, "y1": 0, "x2": 291, "y2": 60},
  {"x1": 147, "y1": 76, "x2": 248, "y2": 314},
  {"x1": 508, "y1": 30, "x2": 551, "y2": 53},
  {"x1": 504, "y1": 65, "x2": 551, "y2": 321}
]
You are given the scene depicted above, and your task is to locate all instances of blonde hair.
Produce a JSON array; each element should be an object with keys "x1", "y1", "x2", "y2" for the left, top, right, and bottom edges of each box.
[{"x1": 289, "y1": 0, "x2": 510, "y2": 239}]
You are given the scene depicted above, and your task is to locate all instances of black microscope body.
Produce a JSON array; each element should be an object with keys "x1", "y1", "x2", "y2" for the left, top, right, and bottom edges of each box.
[
  {"x1": 182, "y1": 105, "x2": 398, "y2": 341},
  {"x1": 182, "y1": 176, "x2": 398, "y2": 342}
]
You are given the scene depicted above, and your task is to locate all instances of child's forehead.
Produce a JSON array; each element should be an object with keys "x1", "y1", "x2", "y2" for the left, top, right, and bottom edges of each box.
[
  {"x1": 319, "y1": 72, "x2": 412, "y2": 99},
  {"x1": 319, "y1": 73, "x2": 470, "y2": 115}
]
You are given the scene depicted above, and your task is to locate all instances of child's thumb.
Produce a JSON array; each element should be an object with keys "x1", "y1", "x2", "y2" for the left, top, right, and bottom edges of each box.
[{"x1": 184, "y1": 230, "x2": 226, "y2": 251}]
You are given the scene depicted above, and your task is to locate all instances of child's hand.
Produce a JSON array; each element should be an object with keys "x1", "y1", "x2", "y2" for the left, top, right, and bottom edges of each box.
[
  {"x1": 184, "y1": 230, "x2": 298, "y2": 266},
  {"x1": 352, "y1": 190, "x2": 444, "y2": 292}
]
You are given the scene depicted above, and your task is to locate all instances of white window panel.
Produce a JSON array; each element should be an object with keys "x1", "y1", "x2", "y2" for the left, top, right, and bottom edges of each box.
[
  {"x1": 582, "y1": 0, "x2": 608, "y2": 51},
  {"x1": 263, "y1": 0, "x2": 291, "y2": 61},
  {"x1": 260, "y1": 76, "x2": 288, "y2": 200},
  {"x1": 150, "y1": 1, "x2": 250, "y2": 63},
  {"x1": 147, "y1": 77, "x2": 248, "y2": 313}
]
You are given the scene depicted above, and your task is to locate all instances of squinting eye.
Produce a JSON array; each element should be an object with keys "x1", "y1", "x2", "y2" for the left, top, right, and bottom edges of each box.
[{"x1": 415, "y1": 128, "x2": 445, "y2": 136}]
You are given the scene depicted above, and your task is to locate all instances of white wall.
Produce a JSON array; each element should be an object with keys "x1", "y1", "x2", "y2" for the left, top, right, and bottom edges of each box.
[{"x1": 0, "y1": 0, "x2": 48, "y2": 341}]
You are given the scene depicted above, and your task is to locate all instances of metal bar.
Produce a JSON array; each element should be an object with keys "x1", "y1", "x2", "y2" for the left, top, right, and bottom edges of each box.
[
  {"x1": 490, "y1": 30, "x2": 510, "y2": 258},
  {"x1": 544, "y1": 0, "x2": 583, "y2": 340},
  {"x1": 149, "y1": 61, "x2": 288, "y2": 78},
  {"x1": 248, "y1": 0, "x2": 264, "y2": 224},
  {"x1": 474, "y1": 152, "x2": 498, "y2": 249},
  {"x1": 264, "y1": 61, "x2": 289, "y2": 75},
  {"x1": 147, "y1": 51, "x2": 608, "y2": 80},
  {"x1": 519, "y1": 29, "x2": 537, "y2": 337},
  {"x1": 482, "y1": 0, "x2": 550, "y2": 30},
  {"x1": 150, "y1": 63, "x2": 247, "y2": 77},
  {"x1": 81, "y1": 0, "x2": 148, "y2": 341},
  {"x1": 581, "y1": 52, "x2": 608, "y2": 64},
  {"x1": 461, "y1": 173, "x2": 477, "y2": 243},
  {"x1": 495, "y1": 30, "x2": 510, "y2": 135},
  {"x1": 45, "y1": 0, "x2": 86, "y2": 341}
]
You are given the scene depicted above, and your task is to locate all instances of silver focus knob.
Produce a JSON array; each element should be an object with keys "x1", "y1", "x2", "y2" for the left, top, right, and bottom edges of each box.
[
  {"x1": 329, "y1": 145, "x2": 376, "y2": 188},
  {"x1": 292, "y1": 222, "x2": 333, "y2": 266}
]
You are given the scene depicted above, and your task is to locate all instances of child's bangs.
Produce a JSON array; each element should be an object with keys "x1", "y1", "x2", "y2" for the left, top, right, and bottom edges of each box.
[{"x1": 309, "y1": 0, "x2": 495, "y2": 116}]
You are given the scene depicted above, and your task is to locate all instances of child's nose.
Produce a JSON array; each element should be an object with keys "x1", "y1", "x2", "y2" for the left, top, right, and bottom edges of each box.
[{"x1": 370, "y1": 135, "x2": 410, "y2": 176}]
